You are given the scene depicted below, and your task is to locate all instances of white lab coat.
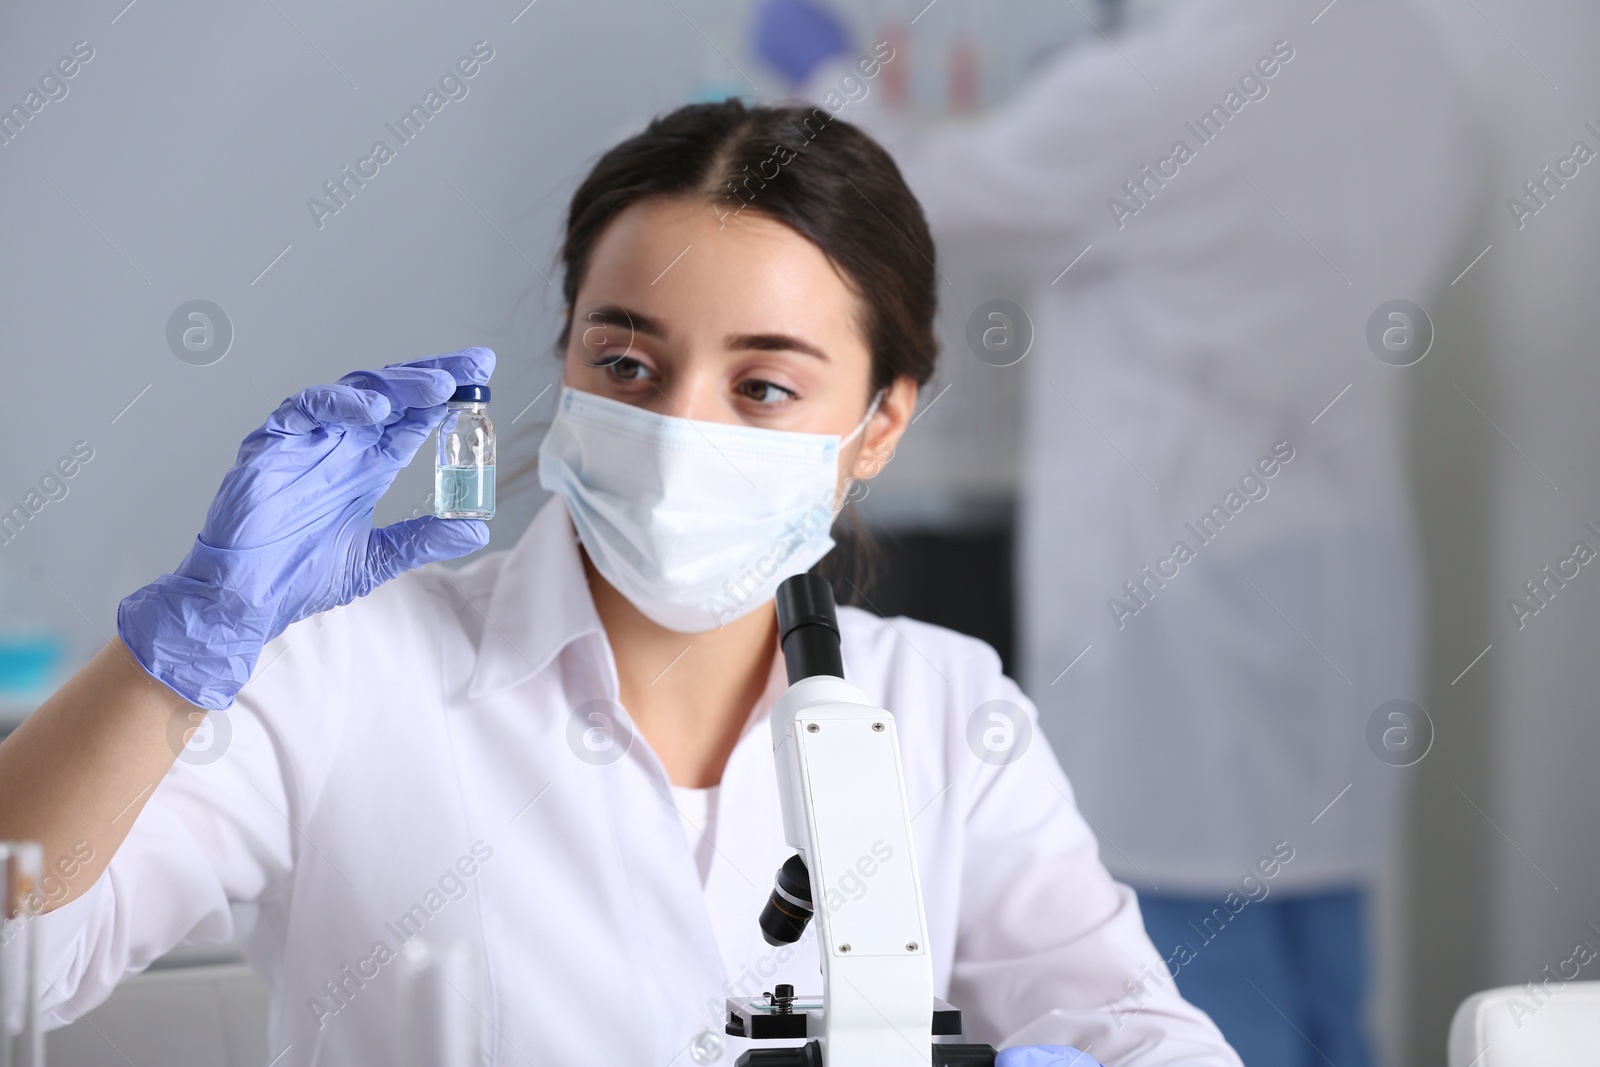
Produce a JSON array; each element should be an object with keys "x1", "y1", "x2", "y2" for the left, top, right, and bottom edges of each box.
[
  {"x1": 37, "y1": 498, "x2": 1241, "y2": 1067},
  {"x1": 833, "y1": 0, "x2": 1479, "y2": 890}
]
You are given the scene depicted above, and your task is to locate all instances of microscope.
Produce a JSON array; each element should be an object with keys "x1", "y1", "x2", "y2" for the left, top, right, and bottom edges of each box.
[{"x1": 725, "y1": 575, "x2": 997, "y2": 1066}]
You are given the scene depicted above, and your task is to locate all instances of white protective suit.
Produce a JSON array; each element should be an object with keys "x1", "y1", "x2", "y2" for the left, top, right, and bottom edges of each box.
[
  {"x1": 824, "y1": 0, "x2": 1480, "y2": 890},
  {"x1": 35, "y1": 499, "x2": 1242, "y2": 1066}
]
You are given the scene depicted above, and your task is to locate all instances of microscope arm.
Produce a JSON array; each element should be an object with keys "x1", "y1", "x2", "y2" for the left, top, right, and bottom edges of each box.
[{"x1": 729, "y1": 575, "x2": 996, "y2": 1067}]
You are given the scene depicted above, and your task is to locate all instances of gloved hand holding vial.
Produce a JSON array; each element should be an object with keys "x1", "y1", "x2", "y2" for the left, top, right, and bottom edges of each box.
[{"x1": 114, "y1": 347, "x2": 494, "y2": 710}]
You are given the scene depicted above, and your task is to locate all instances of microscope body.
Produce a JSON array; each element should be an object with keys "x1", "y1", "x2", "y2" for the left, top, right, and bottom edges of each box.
[
  {"x1": 727, "y1": 575, "x2": 996, "y2": 1067},
  {"x1": 769, "y1": 673, "x2": 933, "y2": 1065}
]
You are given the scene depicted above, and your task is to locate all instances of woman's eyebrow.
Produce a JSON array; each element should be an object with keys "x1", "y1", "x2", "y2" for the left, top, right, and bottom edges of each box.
[
  {"x1": 725, "y1": 332, "x2": 831, "y2": 361},
  {"x1": 582, "y1": 304, "x2": 665, "y2": 339}
]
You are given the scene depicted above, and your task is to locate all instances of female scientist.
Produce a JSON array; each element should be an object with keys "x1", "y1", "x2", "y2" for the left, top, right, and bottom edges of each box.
[{"x1": 0, "y1": 102, "x2": 1238, "y2": 1067}]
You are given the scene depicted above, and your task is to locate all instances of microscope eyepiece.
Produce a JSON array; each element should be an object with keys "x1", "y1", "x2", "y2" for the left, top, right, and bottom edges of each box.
[
  {"x1": 775, "y1": 574, "x2": 844, "y2": 686},
  {"x1": 758, "y1": 853, "x2": 815, "y2": 946}
]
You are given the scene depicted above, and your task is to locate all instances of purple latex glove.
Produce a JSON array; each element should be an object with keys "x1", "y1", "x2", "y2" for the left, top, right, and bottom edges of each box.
[
  {"x1": 752, "y1": 0, "x2": 852, "y2": 86},
  {"x1": 117, "y1": 348, "x2": 495, "y2": 710},
  {"x1": 997, "y1": 1048, "x2": 1106, "y2": 1067}
]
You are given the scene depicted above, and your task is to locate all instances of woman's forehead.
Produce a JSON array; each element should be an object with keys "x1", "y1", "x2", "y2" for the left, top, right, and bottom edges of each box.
[{"x1": 576, "y1": 198, "x2": 866, "y2": 344}]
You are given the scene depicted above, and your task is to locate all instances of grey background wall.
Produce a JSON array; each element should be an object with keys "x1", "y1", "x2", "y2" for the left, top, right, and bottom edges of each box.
[
  {"x1": 3, "y1": 1, "x2": 1599, "y2": 1064},
  {"x1": 1403, "y1": 0, "x2": 1600, "y2": 1059}
]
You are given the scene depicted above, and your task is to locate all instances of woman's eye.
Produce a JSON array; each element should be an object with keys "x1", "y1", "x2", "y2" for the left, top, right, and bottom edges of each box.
[
  {"x1": 604, "y1": 356, "x2": 654, "y2": 382},
  {"x1": 738, "y1": 379, "x2": 798, "y2": 405}
]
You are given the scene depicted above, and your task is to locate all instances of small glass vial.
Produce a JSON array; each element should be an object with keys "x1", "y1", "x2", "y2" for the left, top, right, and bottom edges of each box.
[
  {"x1": 435, "y1": 384, "x2": 495, "y2": 520},
  {"x1": 1, "y1": 841, "x2": 45, "y2": 1067},
  {"x1": 396, "y1": 939, "x2": 480, "y2": 1067}
]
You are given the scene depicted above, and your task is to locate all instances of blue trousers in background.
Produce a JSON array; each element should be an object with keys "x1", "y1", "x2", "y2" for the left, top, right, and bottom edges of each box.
[{"x1": 1136, "y1": 889, "x2": 1371, "y2": 1067}]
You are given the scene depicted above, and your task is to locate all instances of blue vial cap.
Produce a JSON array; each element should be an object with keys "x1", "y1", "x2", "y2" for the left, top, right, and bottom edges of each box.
[{"x1": 448, "y1": 383, "x2": 490, "y2": 402}]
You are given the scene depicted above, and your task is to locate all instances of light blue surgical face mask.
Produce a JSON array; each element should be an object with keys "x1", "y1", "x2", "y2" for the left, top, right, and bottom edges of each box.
[{"x1": 538, "y1": 387, "x2": 881, "y2": 632}]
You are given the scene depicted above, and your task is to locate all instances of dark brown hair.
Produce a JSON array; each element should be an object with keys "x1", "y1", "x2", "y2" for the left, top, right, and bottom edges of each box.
[{"x1": 558, "y1": 99, "x2": 939, "y2": 394}]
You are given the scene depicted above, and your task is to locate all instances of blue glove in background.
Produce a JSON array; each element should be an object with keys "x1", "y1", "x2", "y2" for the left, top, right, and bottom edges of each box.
[
  {"x1": 996, "y1": 1047, "x2": 1106, "y2": 1067},
  {"x1": 117, "y1": 348, "x2": 495, "y2": 710},
  {"x1": 752, "y1": 0, "x2": 852, "y2": 86}
]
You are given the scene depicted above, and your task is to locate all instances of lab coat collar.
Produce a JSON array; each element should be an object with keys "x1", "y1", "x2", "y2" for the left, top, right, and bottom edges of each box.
[{"x1": 466, "y1": 496, "x2": 605, "y2": 699}]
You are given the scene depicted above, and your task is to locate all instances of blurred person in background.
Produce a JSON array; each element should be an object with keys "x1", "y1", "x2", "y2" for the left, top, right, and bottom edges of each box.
[{"x1": 755, "y1": 0, "x2": 1480, "y2": 1063}]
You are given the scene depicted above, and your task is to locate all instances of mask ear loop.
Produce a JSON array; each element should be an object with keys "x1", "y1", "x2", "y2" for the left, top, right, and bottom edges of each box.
[
  {"x1": 841, "y1": 389, "x2": 885, "y2": 448},
  {"x1": 835, "y1": 389, "x2": 887, "y2": 516}
]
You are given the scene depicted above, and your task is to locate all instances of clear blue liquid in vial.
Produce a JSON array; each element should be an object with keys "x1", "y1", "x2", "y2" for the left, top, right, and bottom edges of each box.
[{"x1": 435, "y1": 465, "x2": 495, "y2": 519}]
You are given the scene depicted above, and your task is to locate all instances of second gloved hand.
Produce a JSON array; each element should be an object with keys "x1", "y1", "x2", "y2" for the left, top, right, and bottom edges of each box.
[
  {"x1": 752, "y1": 0, "x2": 852, "y2": 86},
  {"x1": 117, "y1": 348, "x2": 495, "y2": 710},
  {"x1": 997, "y1": 1047, "x2": 1106, "y2": 1067}
]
